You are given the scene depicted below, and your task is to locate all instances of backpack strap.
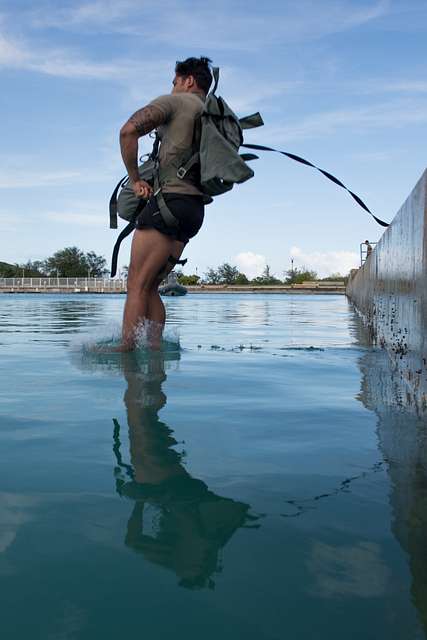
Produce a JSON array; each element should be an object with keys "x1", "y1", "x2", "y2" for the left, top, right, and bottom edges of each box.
[
  {"x1": 176, "y1": 151, "x2": 200, "y2": 179},
  {"x1": 110, "y1": 199, "x2": 146, "y2": 277},
  {"x1": 240, "y1": 153, "x2": 259, "y2": 162},
  {"x1": 110, "y1": 220, "x2": 135, "y2": 278},
  {"x1": 242, "y1": 142, "x2": 389, "y2": 227},
  {"x1": 210, "y1": 67, "x2": 219, "y2": 95},
  {"x1": 168, "y1": 255, "x2": 187, "y2": 267},
  {"x1": 153, "y1": 162, "x2": 179, "y2": 228},
  {"x1": 109, "y1": 175, "x2": 129, "y2": 229}
]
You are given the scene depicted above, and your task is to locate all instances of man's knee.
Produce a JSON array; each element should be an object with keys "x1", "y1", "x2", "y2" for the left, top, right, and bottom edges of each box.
[{"x1": 127, "y1": 266, "x2": 157, "y2": 294}]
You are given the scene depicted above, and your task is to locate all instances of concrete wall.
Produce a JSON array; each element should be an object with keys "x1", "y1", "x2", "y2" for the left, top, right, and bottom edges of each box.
[
  {"x1": 346, "y1": 168, "x2": 427, "y2": 411},
  {"x1": 356, "y1": 341, "x2": 427, "y2": 634}
]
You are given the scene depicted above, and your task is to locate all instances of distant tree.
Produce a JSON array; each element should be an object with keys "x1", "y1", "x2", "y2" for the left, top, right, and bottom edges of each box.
[
  {"x1": 217, "y1": 263, "x2": 240, "y2": 284},
  {"x1": 44, "y1": 247, "x2": 85, "y2": 277},
  {"x1": 234, "y1": 272, "x2": 249, "y2": 285},
  {"x1": 0, "y1": 261, "x2": 19, "y2": 277},
  {"x1": 86, "y1": 251, "x2": 108, "y2": 277},
  {"x1": 204, "y1": 267, "x2": 221, "y2": 284},
  {"x1": 0, "y1": 260, "x2": 46, "y2": 277},
  {"x1": 44, "y1": 247, "x2": 107, "y2": 277},
  {"x1": 284, "y1": 266, "x2": 318, "y2": 284},
  {"x1": 319, "y1": 272, "x2": 345, "y2": 281},
  {"x1": 204, "y1": 264, "x2": 250, "y2": 285},
  {"x1": 177, "y1": 273, "x2": 200, "y2": 286},
  {"x1": 21, "y1": 260, "x2": 47, "y2": 277},
  {"x1": 252, "y1": 265, "x2": 282, "y2": 285}
]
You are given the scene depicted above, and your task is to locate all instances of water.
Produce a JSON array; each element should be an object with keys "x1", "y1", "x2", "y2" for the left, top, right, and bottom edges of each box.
[{"x1": 0, "y1": 293, "x2": 426, "y2": 640}]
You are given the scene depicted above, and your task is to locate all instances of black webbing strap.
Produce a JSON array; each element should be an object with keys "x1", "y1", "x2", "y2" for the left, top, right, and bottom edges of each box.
[
  {"x1": 153, "y1": 163, "x2": 179, "y2": 228},
  {"x1": 210, "y1": 67, "x2": 219, "y2": 95},
  {"x1": 242, "y1": 143, "x2": 389, "y2": 227},
  {"x1": 109, "y1": 175, "x2": 129, "y2": 229},
  {"x1": 110, "y1": 220, "x2": 135, "y2": 278},
  {"x1": 240, "y1": 153, "x2": 259, "y2": 162},
  {"x1": 168, "y1": 256, "x2": 187, "y2": 267},
  {"x1": 110, "y1": 200, "x2": 146, "y2": 277}
]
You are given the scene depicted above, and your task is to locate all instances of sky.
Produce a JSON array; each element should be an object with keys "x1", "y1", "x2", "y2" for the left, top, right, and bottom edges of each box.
[{"x1": 0, "y1": 0, "x2": 426, "y2": 278}]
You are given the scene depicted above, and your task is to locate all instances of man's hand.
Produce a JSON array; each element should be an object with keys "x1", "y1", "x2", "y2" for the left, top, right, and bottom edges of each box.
[{"x1": 132, "y1": 180, "x2": 153, "y2": 200}]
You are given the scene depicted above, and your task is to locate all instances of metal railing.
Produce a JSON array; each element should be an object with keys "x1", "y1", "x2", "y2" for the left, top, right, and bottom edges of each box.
[
  {"x1": 360, "y1": 242, "x2": 377, "y2": 266},
  {"x1": 0, "y1": 277, "x2": 127, "y2": 291}
]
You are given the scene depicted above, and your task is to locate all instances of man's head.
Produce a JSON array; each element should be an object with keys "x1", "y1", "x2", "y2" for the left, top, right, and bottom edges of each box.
[{"x1": 172, "y1": 57, "x2": 213, "y2": 96}]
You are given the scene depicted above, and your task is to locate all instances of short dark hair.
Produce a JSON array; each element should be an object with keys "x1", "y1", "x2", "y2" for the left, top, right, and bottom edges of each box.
[{"x1": 175, "y1": 57, "x2": 213, "y2": 94}]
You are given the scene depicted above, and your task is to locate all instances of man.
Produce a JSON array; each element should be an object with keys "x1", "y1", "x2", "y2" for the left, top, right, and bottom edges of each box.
[
  {"x1": 118, "y1": 57, "x2": 212, "y2": 350},
  {"x1": 364, "y1": 240, "x2": 373, "y2": 257}
]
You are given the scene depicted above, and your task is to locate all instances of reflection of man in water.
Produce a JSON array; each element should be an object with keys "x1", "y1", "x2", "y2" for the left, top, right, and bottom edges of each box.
[{"x1": 113, "y1": 352, "x2": 258, "y2": 589}]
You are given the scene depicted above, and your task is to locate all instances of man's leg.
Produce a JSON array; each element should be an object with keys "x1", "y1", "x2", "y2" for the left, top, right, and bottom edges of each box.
[
  {"x1": 122, "y1": 229, "x2": 184, "y2": 350},
  {"x1": 146, "y1": 238, "x2": 185, "y2": 348}
]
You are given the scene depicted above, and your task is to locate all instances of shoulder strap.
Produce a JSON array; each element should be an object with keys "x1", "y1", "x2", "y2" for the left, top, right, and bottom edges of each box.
[
  {"x1": 210, "y1": 67, "x2": 219, "y2": 95},
  {"x1": 110, "y1": 198, "x2": 146, "y2": 277},
  {"x1": 242, "y1": 142, "x2": 389, "y2": 227},
  {"x1": 109, "y1": 175, "x2": 129, "y2": 229}
]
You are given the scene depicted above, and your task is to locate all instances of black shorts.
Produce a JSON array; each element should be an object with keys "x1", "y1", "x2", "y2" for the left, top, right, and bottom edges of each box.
[{"x1": 135, "y1": 193, "x2": 205, "y2": 244}]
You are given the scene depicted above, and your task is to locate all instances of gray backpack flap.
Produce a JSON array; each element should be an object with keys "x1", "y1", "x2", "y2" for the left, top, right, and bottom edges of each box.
[
  {"x1": 116, "y1": 158, "x2": 155, "y2": 222},
  {"x1": 199, "y1": 94, "x2": 256, "y2": 196}
]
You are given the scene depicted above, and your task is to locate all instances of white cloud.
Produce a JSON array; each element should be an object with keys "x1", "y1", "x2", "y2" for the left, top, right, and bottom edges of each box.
[
  {"x1": 253, "y1": 98, "x2": 427, "y2": 144},
  {"x1": 0, "y1": 492, "x2": 40, "y2": 555},
  {"x1": 0, "y1": 32, "x2": 27, "y2": 65},
  {"x1": 43, "y1": 211, "x2": 104, "y2": 227},
  {"x1": 359, "y1": 79, "x2": 427, "y2": 94},
  {"x1": 33, "y1": 0, "x2": 136, "y2": 28},
  {"x1": 234, "y1": 251, "x2": 267, "y2": 279},
  {"x1": 0, "y1": 30, "x2": 166, "y2": 81},
  {"x1": 218, "y1": 67, "x2": 301, "y2": 113},
  {"x1": 0, "y1": 170, "x2": 81, "y2": 189},
  {"x1": 308, "y1": 541, "x2": 390, "y2": 598},
  {"x1": 30, "y1": 0, "x2": 140, "y2": 31},
  {"x1": 28, "y1": 0, "x2": 390, "y2": 47},
  {"x1": 290, "y1": 246, "x2": 359, "y2": 277}
]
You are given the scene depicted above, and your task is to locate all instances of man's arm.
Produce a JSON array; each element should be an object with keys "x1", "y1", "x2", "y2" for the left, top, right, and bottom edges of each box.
[{"x1": 119, "y1": 104, "x2": 167, "y2": 197}]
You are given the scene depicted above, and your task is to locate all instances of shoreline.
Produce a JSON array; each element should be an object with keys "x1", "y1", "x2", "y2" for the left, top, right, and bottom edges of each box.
[{"x1": 0, "y1": 284, "x2": 346, "y2": 295}]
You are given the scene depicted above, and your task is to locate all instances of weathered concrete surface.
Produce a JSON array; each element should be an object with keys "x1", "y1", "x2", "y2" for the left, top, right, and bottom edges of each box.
[
  {"x1": 356, "y1": 339, "x2": 427, "y2": 635},
  {"x1": 347, "y1": 169, "x2": 427, "y2": 412}
]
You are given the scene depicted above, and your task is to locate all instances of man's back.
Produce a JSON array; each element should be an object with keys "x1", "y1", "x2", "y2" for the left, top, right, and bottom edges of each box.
[{"x1": 148, "y1": 92, "x2": 205, "y2": 195}]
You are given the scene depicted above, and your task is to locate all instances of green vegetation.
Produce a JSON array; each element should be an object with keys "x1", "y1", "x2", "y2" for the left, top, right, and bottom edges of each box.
[
  {"x1": 1, "y1": 253, "x2": 347, "y2": 285},
  {"x1": 0, "y1": 248, "x2": 108, "y2": 278},
  {"x1": 284, "y1": 267, "x2": 318, "y2": 284},
  {"x1": 177, "y1": 273, "x2": 201, "y2": 286},
  {"x1": 45, "y1": 247, "x2": 107, "y2": 277},
  {"x1": 252, "y1": 265, "x2": 282, "y2": 285},
  {"x1": 181, "y1": 264, "x2": 347, "y2": 286},
  {"x1": 204, "y1": 263, "x2": 249, "y2": 285}
]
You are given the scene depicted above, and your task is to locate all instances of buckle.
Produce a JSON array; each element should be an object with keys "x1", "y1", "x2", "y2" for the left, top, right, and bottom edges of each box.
[{"x1": 176, "y1": 167, "x2": 187, "y2": 179}]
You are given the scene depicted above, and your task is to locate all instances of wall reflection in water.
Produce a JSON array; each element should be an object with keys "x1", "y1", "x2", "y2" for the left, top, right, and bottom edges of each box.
[
  {"x1": 110, "y1": 351, "x2": 259, "y2": 590},
  {"x1": 355, "y1": 319, "x2": 427, "y2": 634}
]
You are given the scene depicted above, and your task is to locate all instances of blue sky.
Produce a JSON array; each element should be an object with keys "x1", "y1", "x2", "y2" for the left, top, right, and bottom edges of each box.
[{"x1": 1, "y1": 0, "x2": 426, "y2": 278}]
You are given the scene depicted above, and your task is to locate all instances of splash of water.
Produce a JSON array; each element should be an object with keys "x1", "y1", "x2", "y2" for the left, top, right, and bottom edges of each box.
[{"x1": 77, "y1": 320, "x2": 181, "y2": 355}]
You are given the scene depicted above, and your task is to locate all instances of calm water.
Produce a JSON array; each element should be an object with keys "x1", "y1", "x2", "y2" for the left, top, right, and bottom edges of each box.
[{"x1": 1, "y1": 293, "x2": 426, "y2": 640}]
